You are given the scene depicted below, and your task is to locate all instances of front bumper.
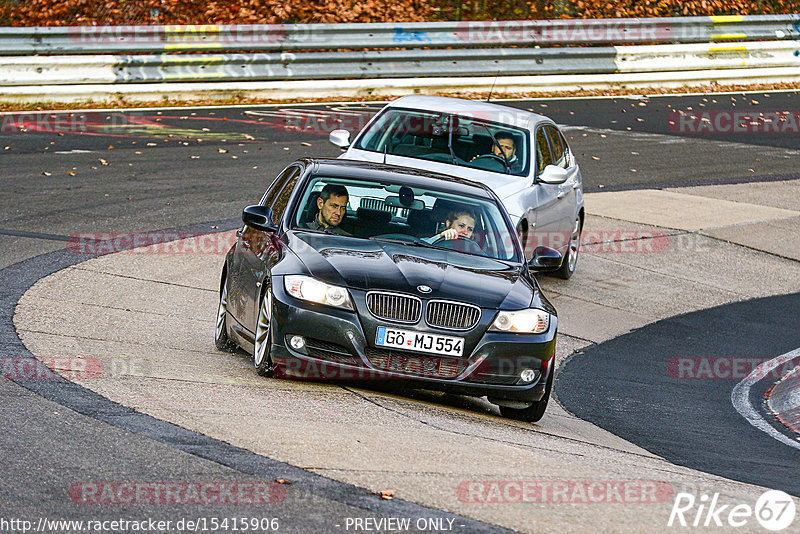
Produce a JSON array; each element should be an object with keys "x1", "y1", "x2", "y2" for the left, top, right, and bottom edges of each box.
[{"x1": 268, "y1": 277, "x2": 557, "y2": 403}]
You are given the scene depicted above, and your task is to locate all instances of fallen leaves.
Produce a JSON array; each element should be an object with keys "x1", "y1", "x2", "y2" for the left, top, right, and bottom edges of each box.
[{"x1": 372, "y1": 489, "x2": 395, "y2": 500}]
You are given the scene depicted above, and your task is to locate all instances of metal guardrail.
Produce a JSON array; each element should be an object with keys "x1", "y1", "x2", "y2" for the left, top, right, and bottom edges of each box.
[
  {"x1": 0, "y1": 14, "x2": 798, "y2": 55},
  {"x1": 2, "y1": 41, "x2": 798, "y2": 86}
]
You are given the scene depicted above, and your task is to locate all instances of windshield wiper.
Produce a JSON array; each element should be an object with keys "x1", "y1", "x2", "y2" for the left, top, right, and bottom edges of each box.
[
  {"x1": 476, "y1": 123, "x2": 511, "y2": 174},
  {"x1": 447, "y1": 115, "x2": 458, "y2": 166},
  {"x1": 369, "y1": 236, "x2": 439, "y2": 249}
]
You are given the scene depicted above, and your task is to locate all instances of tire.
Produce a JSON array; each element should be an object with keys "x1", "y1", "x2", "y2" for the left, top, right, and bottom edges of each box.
[
  {"x1": 253, "y1": 290, "x2": 275, "y2": 377},
  {"x1": 499, "y1": 360, "x2": 554, "y2": 423},
  {"x1": 214, "y1": 273, "x2": 234, "y2": 351},
  {"x1": 553, "y1": 216, "x2": 581, "y2": 279},
  {"x1": 517, "y1": 222, "x2": 529, "y2": 259}
]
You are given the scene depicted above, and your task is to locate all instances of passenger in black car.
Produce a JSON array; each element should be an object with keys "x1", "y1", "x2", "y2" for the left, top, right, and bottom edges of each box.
[
  {"x1": 423, "y1": 208, "x2": 477, "y2": 243},
  {"x1": 304, "y1": 184, "x2": 352, "y2": 236}
]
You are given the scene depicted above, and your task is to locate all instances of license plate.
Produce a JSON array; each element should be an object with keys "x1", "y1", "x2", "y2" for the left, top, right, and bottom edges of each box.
[{"x1": 375, "y1": 326, "x2": 464, "y2": 357}]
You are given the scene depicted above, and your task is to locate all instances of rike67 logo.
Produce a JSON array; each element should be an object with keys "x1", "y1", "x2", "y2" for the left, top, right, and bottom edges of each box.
[{"x1": 668, "y1": 490, "x2": 796, "y2": 531}]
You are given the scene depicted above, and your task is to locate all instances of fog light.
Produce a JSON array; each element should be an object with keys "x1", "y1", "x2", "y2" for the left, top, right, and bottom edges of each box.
[
  {"x1": 520, "y1": 369, "x2": 537, "y2": 383},
  {"x1": 289, "y1": 335, "x2": 305, "y2": 350}
]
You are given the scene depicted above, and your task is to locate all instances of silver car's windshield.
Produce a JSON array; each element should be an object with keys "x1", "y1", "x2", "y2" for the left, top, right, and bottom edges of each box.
[
  {"x1": 354, "y1": 108, "x2": 529, "y2": 177},
  {"x1": 291, "y1": 175, "x2": 520, "y2": 262}
]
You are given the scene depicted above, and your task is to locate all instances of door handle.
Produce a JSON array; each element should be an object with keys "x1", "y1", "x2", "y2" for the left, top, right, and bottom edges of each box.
[{"x1": 557, "y1": 191, "x2": 567, "y2": 199}]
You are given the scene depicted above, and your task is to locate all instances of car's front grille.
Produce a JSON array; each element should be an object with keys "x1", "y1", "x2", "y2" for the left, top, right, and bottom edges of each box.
[
  {"x1": 426, "y1": 300, "x2": 481, "y2": 330},
  {"x1": 304, "y1": 338, "x2": 362, "y2": 366},
  {"x1": 366, "y1": 292, "x2": 422, "y2": 324},
  {"x1": 364, "y1": 347, "x2": 467, "y2": 379},
  {"x1": 466, "y1": 375, "x2": 520, "y2": 385}
]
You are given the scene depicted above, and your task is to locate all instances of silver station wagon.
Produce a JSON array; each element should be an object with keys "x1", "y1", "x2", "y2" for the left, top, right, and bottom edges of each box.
[{"x1": 329, "y1": 95, "x2": 584, "y2": 278}]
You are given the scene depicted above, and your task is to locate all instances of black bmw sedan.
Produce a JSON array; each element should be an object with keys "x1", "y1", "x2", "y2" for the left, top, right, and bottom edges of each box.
[{"x1": 215, "y1": 158, "x2": 562, "y2": 422}]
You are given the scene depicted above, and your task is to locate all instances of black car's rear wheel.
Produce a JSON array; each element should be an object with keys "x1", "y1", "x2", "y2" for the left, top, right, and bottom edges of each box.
[
  {"x1": 499, "y1": 361, "x2": 554, "y2": 423},
  {"x1": 214, "y1": 273, "x2": 234, "y2": 351},
  {"x1": 253, "y1": 291, "x2": 275, "y2": 377}
]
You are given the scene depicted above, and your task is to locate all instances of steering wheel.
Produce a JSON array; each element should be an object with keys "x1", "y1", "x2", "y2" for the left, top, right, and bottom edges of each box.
[
  {"x1": 470, "y1": 154, "x2": 508, "y2": 172},
  {"x1": 432, "y1": 235, "x2": 483, "y2": 254}
]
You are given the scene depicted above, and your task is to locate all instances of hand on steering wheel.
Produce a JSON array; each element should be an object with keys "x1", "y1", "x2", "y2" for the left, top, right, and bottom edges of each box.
[
  {"x1": 436, "y1": 228, "x2": 460, "y2": 240},
  {"x1": 471, "y1": 154, "x2": 507, "y2": 164},
  {"x1": 432, "y1": 231, "x2": 483, "y2": 253}
]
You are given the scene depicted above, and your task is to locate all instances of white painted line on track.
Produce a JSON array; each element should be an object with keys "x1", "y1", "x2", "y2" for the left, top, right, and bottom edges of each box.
[{"x1": 731, "y1": 347, "x2": 800, "y2": 451}]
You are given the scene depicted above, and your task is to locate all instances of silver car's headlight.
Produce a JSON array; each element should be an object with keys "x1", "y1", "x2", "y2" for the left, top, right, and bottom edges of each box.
[
  {"x1": 284, "y1": 275, "x2": 354, "y2": 310},
  {"x1": 489, "y1": 309, "x2": 550, "y2": 334}
]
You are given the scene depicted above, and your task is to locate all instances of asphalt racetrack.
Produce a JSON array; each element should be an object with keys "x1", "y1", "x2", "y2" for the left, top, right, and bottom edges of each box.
[{"x1": 2, "y1": 92, "x2": 799, "y2": 532}]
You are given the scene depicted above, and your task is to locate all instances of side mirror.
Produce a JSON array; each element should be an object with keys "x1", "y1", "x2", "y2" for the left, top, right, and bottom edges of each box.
[
  {"x1": 538, "y1": 165, "x2": 569, "y2": 185},
  {"x1": 329, "y1": 129, "x2": 351, "y2": 148},
  {"x1": 528, "y1": 246, "x2": 562, "y2": 271},
  {"x1": 242, "y1": 205, "x2": 277, "y2": 232}
]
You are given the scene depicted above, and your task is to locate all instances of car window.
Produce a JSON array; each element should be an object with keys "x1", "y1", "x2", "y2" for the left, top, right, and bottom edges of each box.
[
  {"x1": 353, "y1": 107, "x2": 530, "y2": 177},
  {"x1": 535, "y1": 128, "x2": 553, "y2": 175},
  {"x1": 558, "y1": 130, "x2": 572, "y2": 168},
  {"x1": 544, "y1": 125, "x2": 567, "y2": 169},
  {"x1": 291, "y1": 176, "x2": 520, "y2": 262},
  {"x1": 269, "y1": 167, "x2": 301, "y2": 223},
  {"x1": 262, "y1": 165, "x2": 300, "y2": 207}
]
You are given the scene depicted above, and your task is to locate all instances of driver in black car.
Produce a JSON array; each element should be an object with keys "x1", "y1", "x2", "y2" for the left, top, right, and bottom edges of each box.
[{"x1": 423, "y1": 208, "x2": 476, "y2": 244}]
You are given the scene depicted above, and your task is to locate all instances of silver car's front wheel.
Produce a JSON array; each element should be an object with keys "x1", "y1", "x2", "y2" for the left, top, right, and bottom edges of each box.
[
  {"x1": 554, "y1": 216, "x2": 581, "y2": 279},
  {"x1": 253, "y1": 291, "x2": 274, "y2": 377}
]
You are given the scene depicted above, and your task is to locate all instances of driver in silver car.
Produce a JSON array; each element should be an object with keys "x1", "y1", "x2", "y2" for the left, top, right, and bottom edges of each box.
[{"x1": 480, "y1": 131, "x2": 521, "y2": 170}]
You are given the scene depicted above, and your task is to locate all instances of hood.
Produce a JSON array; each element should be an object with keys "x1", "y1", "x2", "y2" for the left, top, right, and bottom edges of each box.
[{"x1": 287, "y1": 231, "x2": 534, "y2": 310}]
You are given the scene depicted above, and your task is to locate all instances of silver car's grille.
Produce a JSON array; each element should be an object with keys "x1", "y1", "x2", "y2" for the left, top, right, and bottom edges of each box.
[
  {"x1": 426, "y1": 300, "x2": 481, "y2": 330},
  {"x1": 366, "y1": 292, "x2": 421, "y2": 323}
]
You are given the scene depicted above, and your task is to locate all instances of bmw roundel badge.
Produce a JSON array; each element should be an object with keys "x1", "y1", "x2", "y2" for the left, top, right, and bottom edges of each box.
[{"x1": 417, "y1": 285, "x2": 432, "y2": 294}]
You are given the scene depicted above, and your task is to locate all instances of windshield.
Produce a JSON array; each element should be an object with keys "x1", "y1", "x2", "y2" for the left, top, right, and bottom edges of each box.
[
  {"x1": 291, "y1": 175, "x2": 520, "y2": 262},
  {"x1": 354, "y1": 108, "x2": 529, "y2": 177}
]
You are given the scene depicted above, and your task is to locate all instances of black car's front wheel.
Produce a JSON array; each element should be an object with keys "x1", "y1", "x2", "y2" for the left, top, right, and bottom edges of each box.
[
  {"x1": 253, "y1": 290, "x2": 275, "y2": 377},
  {"x1": 499, "y1": 360, "x2": 554, "y2": 423},
  {"x1": 214, "y1": 273, "x2": 234, "y2": 351}
]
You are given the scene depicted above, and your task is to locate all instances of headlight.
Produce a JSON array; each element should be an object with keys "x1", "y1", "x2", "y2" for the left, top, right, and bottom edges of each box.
[
  {"x1": 489, "y1": 309, "x2": 550, "y2": 334},
  {"x1": 284, "y1": 275, "x2": 354, "y2": 310}
]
